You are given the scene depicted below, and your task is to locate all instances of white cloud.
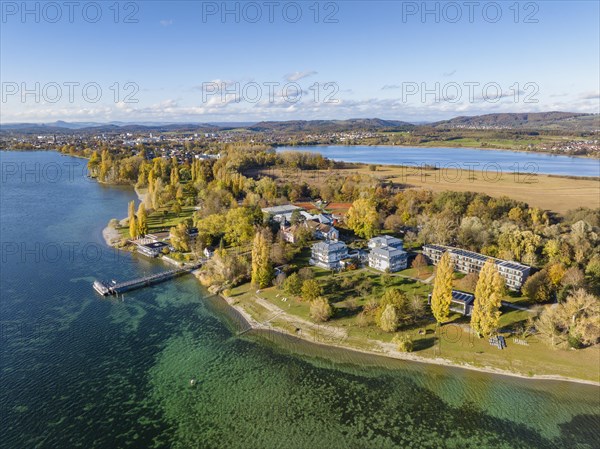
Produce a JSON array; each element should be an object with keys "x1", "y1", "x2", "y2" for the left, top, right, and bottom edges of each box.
[{"x1": 284, "y1": 71, "x2": 318, "y2": 82}]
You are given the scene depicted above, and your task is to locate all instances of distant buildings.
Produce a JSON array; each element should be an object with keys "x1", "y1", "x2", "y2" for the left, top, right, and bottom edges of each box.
[
  {"x1": 427, "y1": 290, "x2": 475, "y2": 316},
  {"x1": 310, "y1": 241, "x2": 348, "y2": 269},
  {"x1": 367, "y1": 236, "x2": 408, "y2": 272},
  {"x1": 422, "y1": 244, "x2": 531, "y2": 290}
]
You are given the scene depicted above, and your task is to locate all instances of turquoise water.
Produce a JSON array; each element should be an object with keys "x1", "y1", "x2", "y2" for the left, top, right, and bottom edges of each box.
[
  {"x1": 276, "y1": 145, "x2": 600, "y2": 177},
  {"x1": 1, "y1": 151, "x2": 599, "y2": 448}
]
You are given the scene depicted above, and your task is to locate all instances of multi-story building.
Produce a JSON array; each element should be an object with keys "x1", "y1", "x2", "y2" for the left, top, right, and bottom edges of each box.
[
  {"x1": 422, "y1": 244, "x2": 531, "y2": 290},
  {"x1": 368, "y1": 235, "x2": 404, "y2": 250},
  {"x1": 309, "y1": 241, "x2": 348, "y2": 269},
  {"x1": 368, "y1": 246, "x2": 408, "y2": 272}
]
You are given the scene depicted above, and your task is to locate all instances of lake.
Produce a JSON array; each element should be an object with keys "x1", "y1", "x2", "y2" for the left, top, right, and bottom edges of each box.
[
  {"x1": 276, "y1": 145, "x2": 600, "y2": 177},
  {"x1": 1, "y1": 151, "x2": 598, "y2": 448}
]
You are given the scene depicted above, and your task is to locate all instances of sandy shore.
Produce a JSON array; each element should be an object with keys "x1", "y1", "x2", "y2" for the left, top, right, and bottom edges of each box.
[
  {"x1": 101, "y1": 187, "x2": 147, "y2": 247},
  {"x1": 223, "y1": 293, "x2": 600, "y2": 387}
]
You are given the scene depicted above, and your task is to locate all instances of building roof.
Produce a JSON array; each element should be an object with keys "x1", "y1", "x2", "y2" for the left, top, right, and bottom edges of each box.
[
  {"x1": 423, "y1": 244, "x2": 530, "y2": 273},
  {"x1": 369, "y1": 235, "x2": 403, "y2": 247},
  {"x1": 262, "y1": 205, "x2": 303, "y2": 215},
  {"x1": 312, "y1": 240, "x2": 347, "y2": 252},
  {"x1": 142, "y1": 241, "x2": 169, "y2": 250}
]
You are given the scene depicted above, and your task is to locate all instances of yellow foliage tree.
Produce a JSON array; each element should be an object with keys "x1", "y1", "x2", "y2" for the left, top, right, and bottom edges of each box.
[
  {"x1": 430, "y1": 251, "x2": 453, "y2": 324},
  {"x1": 471, "y1": 259, "x2": 505, "y2": 337},
  {"x1": 346, "y1": 198, "x2": 379, "y2": 239}
]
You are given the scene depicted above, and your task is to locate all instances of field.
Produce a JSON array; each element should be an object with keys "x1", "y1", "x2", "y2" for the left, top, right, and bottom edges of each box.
[{"x1": 256, "y1": 165, "x2": 600, "y2": 215}]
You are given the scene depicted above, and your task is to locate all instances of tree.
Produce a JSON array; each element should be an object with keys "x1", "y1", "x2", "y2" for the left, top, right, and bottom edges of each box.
[
  {"x1": 251, "y1": 228, "x2": 273, "y2": 288},
  {"x1": 298, "y1": 267, "x2": 314, "y2": 281},
  {"x1": 301, "y1": 279, "x2": 322, "y2": 302},
  {"x1": 561, "y1": 267, "x2": 585, "y2": 288},
  {"x1": 379, "y1": 304, "x2": 401, "y2": 332},
  {"x1": 522, "y1": 270, "x2": 552, "y2": 303},
  {"x1": 290, "y1": 209, "x2": 303, "y2": 225},
  {"x1": 170, "y1": 223, "x2": 190, "y2": 252},
  {"x1": 129, "y1": 214, "x2": 137, "y2": 239},
  {"x1": 283, "y1": 272, "x2": 302, "y2": 296},
  {"x1": 430, "y1": 251, "x2": 454, "y2": 324},
  {"x1": 392, "y1": 334, "x2": 414, "y2": 352},
  {"x1": 471, "y1": 259, "x2": 505, "y2": 337},
  {"x1": 535, "y1": 289, "x2": 600, "y2": 348},
  {"x1": 127, "y1": 200, "x2": 136, "y2": 239},
  {"x1": 310, "y1": 297, "x2": 333, "y2": 322},
  {"x1": 375, "y1": 288, "x2": 408, "y2": 331},
  {"x1": 137, "y1": 203, "x2": 148, "y2": 236},
  {"x1": 411, "y1": 253, "x2": 428, "y2": 276},
  {"x1": 274, "y1": 272, "x2": 287, "y2": 289},
  {"x1": 346, "y1": 198, "x2": 379, "y2": 239}
]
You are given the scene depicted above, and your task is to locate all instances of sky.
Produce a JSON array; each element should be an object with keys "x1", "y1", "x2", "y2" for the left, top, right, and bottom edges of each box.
[{"x1": 1, "y1": 1, "x2": 599, "y2": 123}]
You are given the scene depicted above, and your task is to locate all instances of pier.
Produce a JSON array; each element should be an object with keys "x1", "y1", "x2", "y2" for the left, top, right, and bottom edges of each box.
[{"x1": 93, "y1": 263, "x2": 202, "y2": 296}]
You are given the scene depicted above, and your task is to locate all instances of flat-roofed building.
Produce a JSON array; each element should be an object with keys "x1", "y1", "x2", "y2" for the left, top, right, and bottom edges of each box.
[
  {"x1": 368, "y1": 235, "x2": 404, "y2": 250},
  {"x1": 422, "y1": 244, "x2": 530, "y2": 290},
  {"x1": 368, "y1": 246, "x2": 408, "y2": 272},
  {"x1": 138, "y1": 241, "x2": 169, "y2": 258},
  {"x1": 309, "y1": 241, "x2": 348, "y2": 269},
  {"x1": 428, "y1": 290, "x2": 475, "y2": 316}
]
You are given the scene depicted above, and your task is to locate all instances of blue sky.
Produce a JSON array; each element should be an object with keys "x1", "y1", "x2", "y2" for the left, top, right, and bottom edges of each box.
[{"x1": 1, "y1": 1, "x2": 599, "y2": 122}]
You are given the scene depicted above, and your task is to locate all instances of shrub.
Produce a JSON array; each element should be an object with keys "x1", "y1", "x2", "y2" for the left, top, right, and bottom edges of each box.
[
  {"x1": 310, "y1": 297, "x2": 333, "y2": 322},
  {"x1": 393, "y1": 334, "x2": 414, "y2": 352}
]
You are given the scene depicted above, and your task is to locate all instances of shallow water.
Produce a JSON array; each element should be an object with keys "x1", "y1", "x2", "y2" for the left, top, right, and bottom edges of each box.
[
  {"x1": 1, "y1": 151, "x2": 598, "y2": 448},
  {"x1": 277, "y1": 145, "x2": 600, "y2": 177}
]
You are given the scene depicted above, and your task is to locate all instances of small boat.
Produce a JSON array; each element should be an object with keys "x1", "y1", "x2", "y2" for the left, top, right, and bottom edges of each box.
[{"x1": 190, "y1": 379, "x2": 197, "y2": 386}]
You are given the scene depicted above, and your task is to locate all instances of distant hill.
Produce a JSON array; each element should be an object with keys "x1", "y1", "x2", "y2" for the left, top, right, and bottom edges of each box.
[
  {"x1": 0, "y1": 122, "x2": 219, "y2": 134},
  {"x1": 247, "y1": 118, "x2": 414, "y2": 133},
  {"x1": 430, "y1": 112, "x2": 599, "y2": 131}
]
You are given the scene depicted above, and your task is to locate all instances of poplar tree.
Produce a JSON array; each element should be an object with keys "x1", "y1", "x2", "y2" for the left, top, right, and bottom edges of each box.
[
  {"x1": 128, "y1": 201, "x2": 137, "y2": 239},
  {"x1": 137, "y1": 203, "x2": 148, "y2": 237},
  {"x1": 251, "y1": 228, "x2": 273, "y2": 288},
  {"x1": 430, "y1": 251, "x2": 454, "y2": 324},
  {"x1": 471, "y1": 259, "x2": 505, "y2": 337},
  {"x1": 129, "y1": 215, "x2": 137, "y2": 239}
]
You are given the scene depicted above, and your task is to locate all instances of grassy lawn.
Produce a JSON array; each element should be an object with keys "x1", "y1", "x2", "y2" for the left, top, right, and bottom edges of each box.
[
  {"x1": 228, "y1": 262, "x2": 600, "y2": 382},
  {"x1": 146, "y1": 206, "x2": 196, "y2": 233}
]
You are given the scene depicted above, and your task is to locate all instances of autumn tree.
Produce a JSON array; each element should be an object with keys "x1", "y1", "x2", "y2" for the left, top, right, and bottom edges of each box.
[
  {"x1": 535, "y1": 289, "x2": 600, "y2": 348},
  {"x1": 137, "y1": 203, "x2": 148, "y2": 237},
  {"x1": 411, "y1": 253, "x2": 428, "y2": 276},
  {"x1": 310, "y1": 297, "x2": 333, "y2": 322},
  {"x1": 379, "y1": 304, "x2": 401, "y2": 332},
  {"x1": 522, "y1": 270, "x2": 552, "y2": 303},
  {"x1": 430, "y1": 251, "x2": 454, "y2": 324},
  {"x1": 346, "y1": 198, "x2": 379, "y2": 239},
  {"x1": 170, "y1": 223, "x2": 190, "y2": 252},
  {"x1": 283, "y1": 272, "x2": 303, "y2": 296},
  {"x1": 128, "y1": 200, "x2": 137, "y2": 239},
  {"x1": 301, "y1": 279, "x2": 322, "y2": 302},
  {"x1": 471, "y1": 259, "x2": 505, "y2": 337},
  {"x1": 251, "y1": 228, "x2": 273, "y2": 288},
  {"x1": 375, "y1": 288, "x2": 408, "y2": 332}
]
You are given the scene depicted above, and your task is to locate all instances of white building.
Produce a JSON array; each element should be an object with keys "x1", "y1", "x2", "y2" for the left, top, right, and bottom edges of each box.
[
  {"x1": 310, "y1": 241, "x2": 348, "y2": 269},
  {"x1": 368, "y1": 246, "x2": 408, "y2": 272},
  {"x1": 422, "y1": 244, "x2": 531, "y2": 291},
  {"x1": 368, "y1": 235, "x2": 404, "y2": 250}
]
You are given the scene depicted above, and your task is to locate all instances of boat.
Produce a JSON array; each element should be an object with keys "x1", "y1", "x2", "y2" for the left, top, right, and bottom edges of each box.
[{"x1": 93, "y1": 280, "x2": 111, "y2": 296}]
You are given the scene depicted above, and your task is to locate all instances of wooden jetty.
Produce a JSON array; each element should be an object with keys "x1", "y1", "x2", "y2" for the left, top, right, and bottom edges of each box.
[{"x1": 93, "y1": 263, "x2": 201, "y2": 296}]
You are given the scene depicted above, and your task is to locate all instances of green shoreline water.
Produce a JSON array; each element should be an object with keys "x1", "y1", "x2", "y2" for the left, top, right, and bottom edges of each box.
[{"x1": 1, "y1": 151, "x2": 599, "y2": 449}]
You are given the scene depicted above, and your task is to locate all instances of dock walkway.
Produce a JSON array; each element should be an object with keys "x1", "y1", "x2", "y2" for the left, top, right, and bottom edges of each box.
[{"x1": 93, "y1": 262, "x2": 202, "y2": 296}]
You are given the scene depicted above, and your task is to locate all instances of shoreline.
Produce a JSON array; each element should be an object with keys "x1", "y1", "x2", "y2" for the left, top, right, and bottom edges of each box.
[
  {"x1": 82, "y1": 150, "x2": 598, "y2": 387},
  {"x1": 221, "y1": 293, "x2": 600, "y2": 387}
]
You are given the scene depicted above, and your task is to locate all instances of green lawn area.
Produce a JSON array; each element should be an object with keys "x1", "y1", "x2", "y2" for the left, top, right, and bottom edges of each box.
[
  {"x1": 146, "y1": 206, "x2": 196, "y2": 233},
  {"x1": 228, "y1": 261, "x2": 600, "y2": 382}
]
